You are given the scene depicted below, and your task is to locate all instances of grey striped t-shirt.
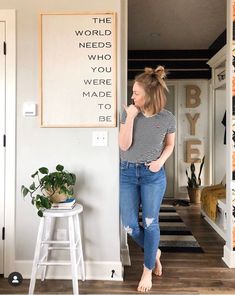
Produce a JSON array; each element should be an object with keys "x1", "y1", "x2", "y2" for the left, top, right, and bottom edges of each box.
[{"x1": 120, "y1": 109, "x2": 176, "y2": 163}]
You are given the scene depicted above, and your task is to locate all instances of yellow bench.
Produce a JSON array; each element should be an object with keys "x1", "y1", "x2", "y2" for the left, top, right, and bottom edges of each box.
[{"x1": 201, "y1": 184, "x2": 226, "y2": 222}]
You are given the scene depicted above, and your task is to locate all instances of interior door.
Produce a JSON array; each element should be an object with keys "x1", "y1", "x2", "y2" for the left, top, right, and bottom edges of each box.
[{"x1": 0, "y1": 21, "x2": 6, "y2": 274}]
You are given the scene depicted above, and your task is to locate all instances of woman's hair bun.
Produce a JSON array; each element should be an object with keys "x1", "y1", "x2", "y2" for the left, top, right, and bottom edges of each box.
[
  {"x1": 144, "y1": 66, "x2": 167, "y2": 80},
  {"x1": 155, "y1": 66, "x2": 167, "y2": 79},
  {"x1": 144, "y1": 67, "x2": 155, "y2": 75}
]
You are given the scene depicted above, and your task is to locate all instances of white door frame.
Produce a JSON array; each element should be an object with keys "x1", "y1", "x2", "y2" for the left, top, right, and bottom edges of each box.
[
  {"x1": 165, "y1": 81, "x2": 178, "y2": 198},
  {"x1": 0, "y1": 10, "x2": 16, "y2": 277},
  {"x1": 0, "y1": 20, "x2": 6, "y2": 275},
  {"x1": 165, "y1": 81, "x2": 179, "y2": 198}
]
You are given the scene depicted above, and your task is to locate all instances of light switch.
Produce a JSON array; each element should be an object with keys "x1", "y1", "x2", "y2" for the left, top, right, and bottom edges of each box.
[
  {"x1": 92, "y1": 131, "x2": 108, "y2": 146},
  {"x1": 23, "y1": 102, "x2": 37, "y2": 117}
]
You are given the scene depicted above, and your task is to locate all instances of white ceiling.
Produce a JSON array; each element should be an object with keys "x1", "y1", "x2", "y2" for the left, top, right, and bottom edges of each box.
[{"x1": 128, "y1": 0, "x2": 226, "y2": 50}]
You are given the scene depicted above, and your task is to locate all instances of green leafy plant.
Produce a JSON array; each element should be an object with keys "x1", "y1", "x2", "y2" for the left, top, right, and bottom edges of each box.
[
  {"x1": 186, "y1": 156, "x2": 205, "y2": 188},
  {"x1": 21, "y1": 164, "x2": 76, "y2": 217}
]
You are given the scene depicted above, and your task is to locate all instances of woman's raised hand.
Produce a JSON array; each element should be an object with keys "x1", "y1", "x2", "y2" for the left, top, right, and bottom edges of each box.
[{"x1": 123, "y1": 104, "x2": 140, "y2": 119}]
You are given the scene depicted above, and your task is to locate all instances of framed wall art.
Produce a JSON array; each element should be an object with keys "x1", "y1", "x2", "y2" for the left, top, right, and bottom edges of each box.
[{"x1": 39, "y1": 12, "x2": 116, "y2": 127}]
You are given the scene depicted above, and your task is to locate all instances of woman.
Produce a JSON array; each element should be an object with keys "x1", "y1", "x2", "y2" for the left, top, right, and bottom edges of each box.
[{"x1": 119, "y1": 66, "x2": 176, "y2": 292}]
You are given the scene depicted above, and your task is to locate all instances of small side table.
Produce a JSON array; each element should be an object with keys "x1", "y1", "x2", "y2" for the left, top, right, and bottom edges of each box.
[{"x1": 29, "y1": 204, "x2": 85, "y2": 295}]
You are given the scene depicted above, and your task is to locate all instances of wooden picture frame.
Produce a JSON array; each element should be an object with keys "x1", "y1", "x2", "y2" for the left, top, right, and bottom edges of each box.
[{"x1": 39, "y1": 12, "x2": 116, "y2": 127}]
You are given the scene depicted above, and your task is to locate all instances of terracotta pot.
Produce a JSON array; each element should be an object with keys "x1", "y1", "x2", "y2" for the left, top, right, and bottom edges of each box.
[{"x1": 187, "y1": 187, "x2": 201, "y2": 204}]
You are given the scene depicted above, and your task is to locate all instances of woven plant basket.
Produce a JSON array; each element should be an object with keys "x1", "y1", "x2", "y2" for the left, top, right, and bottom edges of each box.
[{"x1": 46, "y1": 188, "x2": 68, "y2": 203}]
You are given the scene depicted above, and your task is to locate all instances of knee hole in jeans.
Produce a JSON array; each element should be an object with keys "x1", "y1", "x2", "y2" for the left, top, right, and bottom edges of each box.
[{"x1": 143, "y1": 217, "x2": 159, "y2": 230}]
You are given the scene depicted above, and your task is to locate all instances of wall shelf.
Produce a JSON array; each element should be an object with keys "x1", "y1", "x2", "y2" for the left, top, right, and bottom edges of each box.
[{"x1": 207, "y1": 45, "x2": 226, "y2": 89}]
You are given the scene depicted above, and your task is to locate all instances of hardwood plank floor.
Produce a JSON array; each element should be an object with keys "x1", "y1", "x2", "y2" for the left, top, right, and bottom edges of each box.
[{"x1": 1, "y1": 203, "x2": 235, "y2": 294}]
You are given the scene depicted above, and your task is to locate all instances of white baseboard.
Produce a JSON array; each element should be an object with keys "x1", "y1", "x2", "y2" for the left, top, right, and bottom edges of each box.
[
  {"x1": 14, "y1": 260, "x2": 123, "y2": 281},
  {"x1": 222, "y1": 245, "x2": 235, "y2": 268}
]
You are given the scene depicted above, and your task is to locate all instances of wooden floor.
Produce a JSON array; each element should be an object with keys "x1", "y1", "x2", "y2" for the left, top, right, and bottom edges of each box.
[{"x1": 1, "y1": 204, "x2": 235, "y2": 294}]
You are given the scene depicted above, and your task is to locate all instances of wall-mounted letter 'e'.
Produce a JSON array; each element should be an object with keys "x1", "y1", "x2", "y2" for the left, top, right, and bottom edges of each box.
[
  {"x1": 186, "y1": 85, "x2": 201, "y2": 108},
  {"x1": 185, "y1": 139, "x2": 201, "y2": 163}
]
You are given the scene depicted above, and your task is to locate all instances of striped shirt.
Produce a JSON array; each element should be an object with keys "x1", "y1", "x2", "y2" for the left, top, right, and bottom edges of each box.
[{"x1": 120, "y1": 109, "x2": 176, "y2": 163}]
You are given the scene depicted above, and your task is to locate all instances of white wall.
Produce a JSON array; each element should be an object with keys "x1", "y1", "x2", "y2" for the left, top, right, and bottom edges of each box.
[{"x1": 0, "y1": 0, "x2": 125, "y2": 280}]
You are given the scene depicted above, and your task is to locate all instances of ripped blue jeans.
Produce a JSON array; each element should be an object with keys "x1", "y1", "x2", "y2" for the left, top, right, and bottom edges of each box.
[{"x1": 120, "y1": 161, "x2": 166, "y2": 270}]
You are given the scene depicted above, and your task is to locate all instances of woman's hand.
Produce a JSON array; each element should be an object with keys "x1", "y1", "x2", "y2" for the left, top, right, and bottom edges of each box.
[
  {"x1": 123, "y1": 104, "x2": 140, "y2": 119},
  {"x1": 119, "y1": 104, "x2": 139, "y2": 151},
  {"x1": 146, "y1": 159, "x2": 164, "y2": 173}
]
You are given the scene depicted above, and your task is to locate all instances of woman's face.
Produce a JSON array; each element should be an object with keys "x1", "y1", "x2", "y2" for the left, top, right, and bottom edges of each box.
[{"x1": 131, "y1": 82, "x2": 145, "y2": 109}]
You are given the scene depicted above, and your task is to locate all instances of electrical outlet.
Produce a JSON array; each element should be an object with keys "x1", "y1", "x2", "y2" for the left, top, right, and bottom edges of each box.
[
  {"x1": 56, "y1": 229, "x2": 67, "y2": 241},
  {"x1": 92, "y1": 131, "x2": 108, "y2": 146}
]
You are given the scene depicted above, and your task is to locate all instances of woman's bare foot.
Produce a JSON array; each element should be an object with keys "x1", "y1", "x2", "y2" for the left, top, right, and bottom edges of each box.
[
  {"x1": 153, "y1": 248, "x2": 162, "y2": 276},
  {"x1": 137, "y1": 266, "x2": 152, "y2": 293}
]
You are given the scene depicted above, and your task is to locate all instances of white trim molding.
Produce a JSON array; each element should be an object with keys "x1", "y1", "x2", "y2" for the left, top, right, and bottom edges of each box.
[
  {"x1": 223, "y1": 245, "x2": 235, "y2": 268},
  {"x1": 15, "y1": 260, "x2": 123, "y2": 281},
  {"x1": 224, "y1": 0, "x2": 234, "y2": 265},
  {"x1": 0, "y1": 9, "x2": 16, "y2": 277}
]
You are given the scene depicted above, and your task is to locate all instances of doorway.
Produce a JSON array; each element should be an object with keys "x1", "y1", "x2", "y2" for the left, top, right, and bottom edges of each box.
[
  {"x1": 0, "y1": 9, "x2": 16, "y2": 277},
  {"x1": 127, "y1": 0, "x2": 226, "y2": 198},
  {"x1": 123, "y1": 0, "x2": 227, "y2": 269},
  {"x1": 0, "y1": 20, "x2": 6, "y2": 274}
]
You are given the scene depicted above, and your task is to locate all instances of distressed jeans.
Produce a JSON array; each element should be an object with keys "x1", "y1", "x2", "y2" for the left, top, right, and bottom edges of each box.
[{"x1": 120, "y1": 161, "x2": 166, "y2": 270}]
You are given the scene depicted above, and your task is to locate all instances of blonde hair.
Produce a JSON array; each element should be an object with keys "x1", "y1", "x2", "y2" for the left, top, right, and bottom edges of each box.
[{"x1": 134, "y1": 66, "x2": 168, "y2": 115}]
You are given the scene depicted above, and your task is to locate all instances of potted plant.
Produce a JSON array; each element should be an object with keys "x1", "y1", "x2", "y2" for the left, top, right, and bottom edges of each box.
[
  {"x1": 21, "y1": 164, "x2": 76, "y2": 217},
  {"x1": 186, "y1": 156, "x2": 205, "y2": 204}
]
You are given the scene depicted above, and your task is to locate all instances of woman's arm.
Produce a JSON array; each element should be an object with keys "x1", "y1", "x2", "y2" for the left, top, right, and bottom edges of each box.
[
  {"x1": 119, "y1": 105, "x2": 139, "y2": 151},
  {"x1": 146, "y1": 132, "x2": 175, "y2": 172}
]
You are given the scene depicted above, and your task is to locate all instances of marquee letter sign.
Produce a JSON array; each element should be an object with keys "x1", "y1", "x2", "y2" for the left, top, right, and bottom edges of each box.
[{"x1": 185, "y1": 85, "x2": 202, "y2": 163}]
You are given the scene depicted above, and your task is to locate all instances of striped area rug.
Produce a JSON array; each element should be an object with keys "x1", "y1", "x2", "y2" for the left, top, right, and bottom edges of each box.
[{"x1": 140, "y1": 204, "x2": 203, "y2": 253}]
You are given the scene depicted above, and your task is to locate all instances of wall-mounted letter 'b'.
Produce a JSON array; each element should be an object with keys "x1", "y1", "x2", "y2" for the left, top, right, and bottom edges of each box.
[{"x1": 186, "y1": 85, "x2": 201, "y2": 108}]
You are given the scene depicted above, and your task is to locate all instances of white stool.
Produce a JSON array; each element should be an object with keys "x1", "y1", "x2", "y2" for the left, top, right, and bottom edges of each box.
[{"x1": 29, "y1": 204, "x2": 85, "y2": 295}]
